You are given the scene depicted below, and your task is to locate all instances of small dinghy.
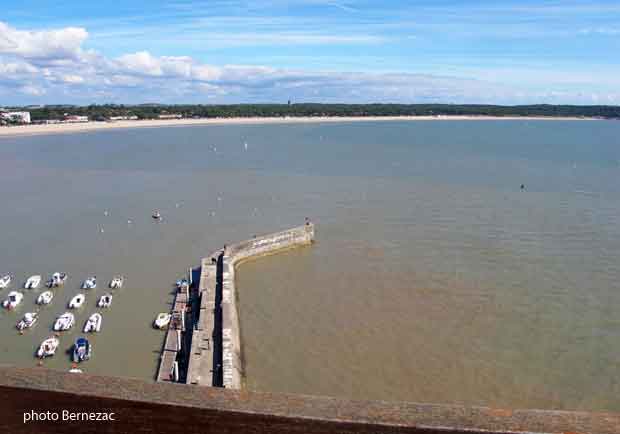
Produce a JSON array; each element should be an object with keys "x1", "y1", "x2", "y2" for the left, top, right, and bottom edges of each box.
[
  {"x1": 97, "y1": 293, "x2": 113, "y2": 308},
  {"x1": 37, "y1": 336, "x2": 59, "y2": 358},
  {"x1": 3, "y1": 291, "x2": 23, "y2": 309},
  {"x1": 109, "y1": 276, "x2": 124, "y2": 289},
  {"x1": 82, "y1": 276, "x2": 97, "y2": 289},
  {"x1": 24, "y1": 275, "x2": 41, "y2": 289},
  {"x1": 83, "y1": 313, "x2": 102, "y2": 333},
  {"x1": 47, "y1": 272, "x2": 67, "y2": 288},
  {"x1": 0, "y1": 274, "x2": 11, "y2": 289},
  {"x1": 69, "y1": 367, "x2": 83, "y2": 374},
  {"x1": 176, "y1": 278, "x2": 189, "y2": 292},
  {"x1": 72, "y1": 337, "x2": 92, "y2": 363},
  {"x1": 68, "y1": 293, "x2": 85, "y2": 309},
  {"x1": 154, "y1": 313, "x2": 172, "y2": 329},
  {"x1": 54, "y1": 312, "x2": 75, "y2": 331},
  {"x1": 16, "y1": 312, "x2": 38, "y2": 330},
  {"x1": 37, "y1": 290, "x2": 54, "y2": 305}
]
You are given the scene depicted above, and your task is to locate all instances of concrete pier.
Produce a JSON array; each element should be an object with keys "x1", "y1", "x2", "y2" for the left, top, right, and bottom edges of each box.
[
  {"x1": 156, "y1": 283, "x2": 189, "y2": 382},
  {"x1": 179, "y1": 223, "x2": 315, "y2": 388},
  {"x1": 185, "y1": 257, "x2": 217, "y2": 385}
]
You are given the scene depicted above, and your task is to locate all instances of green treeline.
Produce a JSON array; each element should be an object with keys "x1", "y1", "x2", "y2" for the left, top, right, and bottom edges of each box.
[{"x1": 15, "y1": 103, "x2": 620, "y2": 121}]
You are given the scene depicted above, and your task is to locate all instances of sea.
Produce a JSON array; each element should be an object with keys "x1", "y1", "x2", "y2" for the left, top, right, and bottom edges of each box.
[{"x1": 0, "y1": 119, "x2": 619, "y2": 411}]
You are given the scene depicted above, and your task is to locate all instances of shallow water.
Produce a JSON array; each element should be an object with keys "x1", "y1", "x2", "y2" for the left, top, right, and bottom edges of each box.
[{"x1": 1, "y1": 120, "x2": 619, "y2": 411}]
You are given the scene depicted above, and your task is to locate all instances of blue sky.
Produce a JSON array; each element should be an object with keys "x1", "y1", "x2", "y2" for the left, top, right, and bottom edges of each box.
[{"x1": 1, "y1": 0, "x2": 619, "y2": 105}]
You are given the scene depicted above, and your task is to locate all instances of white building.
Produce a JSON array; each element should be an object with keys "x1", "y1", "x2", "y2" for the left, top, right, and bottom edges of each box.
[
  {"x1": 63, "y1": 115, "x2": 89, "y2": 123},
  {"x1": 109, "y1": 115, "x2": 138, "y2": 121},
  {"x1": 0, "y1": 111, "x2": 31, "y2": 124}
]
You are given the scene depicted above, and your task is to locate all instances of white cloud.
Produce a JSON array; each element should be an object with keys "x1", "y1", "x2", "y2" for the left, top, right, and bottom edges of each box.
[
  {"x1": 116, "y1": 51, "x2": 164, "y2": 76},
  {"x1": 0, "y1": 21, "x2": 88, "y2": 60},
  {"x1": 0, "y1": 60, "x2": 38, "y2": 75},
  {"x1": 0, "y1": 21, "x2": 618, "y2": 105},
  {"x1": 579, "y1": 27, "x2": 620, "y2": 36},
  {"x1": 20, "y1": 84, "x2": 46, "y2": 96}
]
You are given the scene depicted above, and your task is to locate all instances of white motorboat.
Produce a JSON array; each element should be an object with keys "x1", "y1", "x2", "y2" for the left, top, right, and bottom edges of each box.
[
  {"x1": 72, "y1": 337, "x2": 92, "y2": 363},
  {"x1": 24, "y1": 275, "x2": 41, "y2": 289},
  {"x1": 152, "y1": 211, "x2": 162, "y2": 220},
  {"x1": 2, "y1": 291, "x2": 23, "y2": 309},
  {"x1": 154, "y1": 313, "x2": 171, "y2": 329},
  {"x1": 16, "y1": 312, "x2": 38, "y2": 330},
  {"x1": 82, "y1": 276, "x2": 97, "y2": 289},
  {"x1": 37, "y1": 336, "x2": 59, "y2": 358},
  {"x1": 109, "y1": 276, "x2": 124, "y2": 289},
  {"x1": 97, "y1": 293, "x2": 113, "y2": 308},
  {"x1": 69, "y1": 368, "x2": 83, "y2": 374},
  {"x1": 83, "y1": 313, "x2": 102, "y2": 333},
  {"x1": 68, "y1": 293, "x2": 85, "y2": 309},
  {"x1": 176, "y1": 278, "x2": 189, "y2": 292},
  {"x1": 37, "y1": 290, "x2": 54, "y2": 305},
  {"x1": 47, "y1": 272, "x2": 67, "y2": 288},
  {"x1": 0, "y1": 274, "x2": 11, "y2": 289},
  {"x1": 54, "y1": 312, "x2": 75, "y2": 331}
]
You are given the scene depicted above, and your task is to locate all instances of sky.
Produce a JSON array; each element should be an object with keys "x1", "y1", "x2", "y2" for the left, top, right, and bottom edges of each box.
[{"x1": 1, "y1": 0, "x2": 619, "y2": 105}]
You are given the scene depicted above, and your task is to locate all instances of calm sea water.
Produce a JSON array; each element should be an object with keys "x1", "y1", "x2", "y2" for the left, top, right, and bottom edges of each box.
[{"x1": 0, "y1": 120, "x2": 619, "y2": 411}]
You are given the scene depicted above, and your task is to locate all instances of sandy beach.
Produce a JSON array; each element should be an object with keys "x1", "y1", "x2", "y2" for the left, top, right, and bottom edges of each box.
[{"x1": 0, "y1": 115, "x2": 601, "y2": 137}]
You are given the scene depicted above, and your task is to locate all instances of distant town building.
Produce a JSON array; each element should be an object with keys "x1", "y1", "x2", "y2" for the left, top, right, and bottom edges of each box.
[
  {"x1": 63, "y1": 115, "x2": 89, "y2": 123},
  {"x1": 157, "y1": 113, "x2": 182, "y2": 119},
  {"x1": 0, "y1": 111, "x2": 31, "y2": 124},
  {"x1": 109, "y1": 115, "x2": 139, "y2": 121}
]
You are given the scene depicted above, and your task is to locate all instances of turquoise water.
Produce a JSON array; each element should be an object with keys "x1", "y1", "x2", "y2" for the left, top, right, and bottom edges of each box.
[{"x1": 1, "y1": 120, "x2": 619, "y2": 411}]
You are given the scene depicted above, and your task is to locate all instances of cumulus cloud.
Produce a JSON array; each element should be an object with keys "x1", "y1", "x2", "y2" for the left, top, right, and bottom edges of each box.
[
  {"x1": 0, "y1": 21, "x2": 87, "y2": 60},
  {"x1": 0, "y1": 20, "x2": 618, "y2": 105}
]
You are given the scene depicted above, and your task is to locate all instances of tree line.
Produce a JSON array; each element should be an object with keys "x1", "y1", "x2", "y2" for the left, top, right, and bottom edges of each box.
[{"x1": 10, "y1": 103, "x2": 620, "y2": 121}]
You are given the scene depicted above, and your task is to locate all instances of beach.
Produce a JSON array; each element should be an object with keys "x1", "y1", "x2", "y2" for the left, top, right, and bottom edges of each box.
[{"x1": 0, "y1": 115, "x2": 600, "y2": 137}]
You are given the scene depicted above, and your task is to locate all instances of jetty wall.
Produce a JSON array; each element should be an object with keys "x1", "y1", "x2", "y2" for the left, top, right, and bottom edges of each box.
[
  {"x1": 182, "y1": 223, "x2": 315, "y2": 388},
  {"x1": 220, "y1": 223, "x2": 315, "y2": 389}
]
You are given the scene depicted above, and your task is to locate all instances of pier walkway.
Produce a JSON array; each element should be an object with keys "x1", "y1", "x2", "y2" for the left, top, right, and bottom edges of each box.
[{"x1": 158, "y1": 223, "x2": 315, "y2": 388}]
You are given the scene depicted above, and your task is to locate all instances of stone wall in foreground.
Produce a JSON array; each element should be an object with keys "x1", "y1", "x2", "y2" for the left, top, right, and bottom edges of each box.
[{"x1": 1, "y1": 366, "x2": 618, "y2": 434}]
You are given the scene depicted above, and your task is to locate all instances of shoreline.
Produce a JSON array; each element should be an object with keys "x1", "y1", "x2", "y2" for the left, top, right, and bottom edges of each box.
[{"x1": 0, "y1": 115, "x2": 604, "y2": 138}]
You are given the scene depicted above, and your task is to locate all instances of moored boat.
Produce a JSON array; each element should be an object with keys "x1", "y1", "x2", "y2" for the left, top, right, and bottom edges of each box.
[
  {"x1": 0, "y1": 274, "x2": 11, "y2": 289},
  {"x1": 72, "y1": 337, "x2": 91, "y2": 363},
  {"x1": 2, "y1": 291, "x2": 23, "y2": 309},
  {"x1": 109, "y1": 276, "x2": 124, "y2": 289},
  {"x1": 68, "y1": 293, "x2": 85, "y2": 309},
  {"x1": 37, "y1": 336, "x2": 59, "y2": 358},
  {"x1": 176, "y1": 278, "x2": 189, "y2": 292},
  {"x1": 24, "y1": 275, "x2": 41, "y2": 289},
  {"x1": 82, "y1": 276, "x2": 97, "y2": 289},
  {"x1": 37, "y1": 290, "x2": 54, "y2": 305},
  {"x1": 47, "y1": 272, "x2": 67, "y2": 288},
  {"x1": 97, "y1": 293, "x2": 113, "y2": 308},
  {"x1": 53, "y1": 312, "x2": 75, "y2": 331},
  {"x1": 154, "y1": 312, "x2": 171, "y2": 329},
  {"x1": 83, "y1": 313, "x2": 102, "y2": 333},
  {"x1": 16, "y1": 312, "x2": 38, "y2": 330}
]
